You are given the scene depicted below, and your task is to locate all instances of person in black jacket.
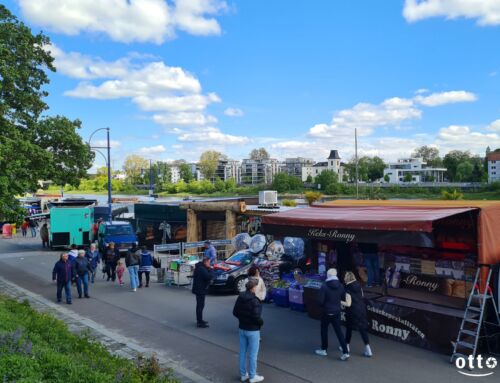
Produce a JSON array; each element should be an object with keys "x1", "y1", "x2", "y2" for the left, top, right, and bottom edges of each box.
[
  {"x1": 52, "y1": 253, "x2": 74, "y2": 304},
  {"x1": 104, "y1": 242, "x2": 120, "y2": 282},
  {"x1": 343, "y1": 271, "x2": 372, "y2": 357},
  {"x1": 192, "y1": 257, "x2": 214, "y2": 328},
  {"x1": 233, "y1": 279, "x2": 264, "y2": 383},
  {"x1": 73, "y1": 250, "x2": 93, "y2": 298},
  {"x1": 315, "y1": 268, "x2": 350, "y2": 361}
]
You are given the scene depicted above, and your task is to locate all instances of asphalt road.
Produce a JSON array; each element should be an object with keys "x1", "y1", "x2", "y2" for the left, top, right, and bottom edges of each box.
[{"x1": 0, "y1": 236, "x2": 497, "y2": 383}]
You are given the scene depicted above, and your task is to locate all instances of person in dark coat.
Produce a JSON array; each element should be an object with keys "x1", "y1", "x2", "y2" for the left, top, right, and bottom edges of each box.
[
  {"x1": 125, "y1": 245, "x2": 141, "y2": 291},
  {"x1": 52, "y1": 253, "x2": 74, "y2": 304},
  {"x1": 86, "y1": 243, "x2": 101, "y2": 283},
  {"x1": 315, "y1": 268, "x2": 350, "y2": 360},
  {"x1": 343, "y1": 271, "x2": 372, "y2": 357},
  {"x1": 191, "y1": 257, "x2": 214, "y2": 328},
  {"x1": 104, "y1": 242, "x2": 120, "y2": 282},
  {"x1": 73, "y1": 250, "x2": 93, "y2": 298},
  {"x1": 233, "y1": 279, "x2": 265, "y2": 383}
]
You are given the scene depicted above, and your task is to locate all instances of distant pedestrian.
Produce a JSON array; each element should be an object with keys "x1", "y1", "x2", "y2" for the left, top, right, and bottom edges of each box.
[
  {"x1": 93, "y1": 218, "x2": 102, "y2": 239},
  {"x1": 104, "y1": 242, "x2": 120, "y2": 282},
  {"x1": 204, "y1": 240, "x2": 217, "y2": 266},
  {"x1": 21, "y1": 219, "x2": 29, "y2": 237},
  {"x1": 52, "y1": 253, "x2": 74, "y2": 304},
  {"x1": 192, "y1": 257, "x2": 215, "y2": 328},
  {"x1": 40, "y1": 223, "x2": 49, "y2": 248},
  {"x1": 125, "y1": 246, "x2": 141, "y2": 292},
  {"x1": 86, "y1": 243, "x2": 101, "y2": 283},
  {"x1": 315, "y1": 268, "x2": 350, "y2": 361},
  {"x1": 138, "y1": 246, "x2": 153, "y2": 288},
  {"x1": 233, "y1": 279, "x2": 265, "y2": 383},
  {"x1": 117, "y1": 261, "x2": 125, "y2": 285},
  {"x1": 28, "y1": 219, "x2": 37, "y2": 237},
  {"x1": 73, "y1": 250, "x2": 92, "y2": 298},
  {"x1": 343, "y1": 272, "x2": 372, "y2": 357},
  {"x1": 247, "y1": 266, "x2": 266, "y2": 301}
]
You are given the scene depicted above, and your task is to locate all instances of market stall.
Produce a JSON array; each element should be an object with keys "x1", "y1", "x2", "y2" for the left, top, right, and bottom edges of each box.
[{"x1": 261, "y1": 201, "x2": 500, "y2": 354}]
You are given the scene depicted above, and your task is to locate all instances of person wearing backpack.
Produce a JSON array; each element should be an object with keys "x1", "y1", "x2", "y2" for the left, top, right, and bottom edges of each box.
[{"x1": 138, "y1": 246, "x2": 153, "y2": 288}]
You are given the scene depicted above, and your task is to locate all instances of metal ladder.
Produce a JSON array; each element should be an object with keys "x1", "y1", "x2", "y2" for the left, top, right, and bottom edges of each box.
[{"x1": 451, "y1": 265, "x2": 500, "y2": 363}]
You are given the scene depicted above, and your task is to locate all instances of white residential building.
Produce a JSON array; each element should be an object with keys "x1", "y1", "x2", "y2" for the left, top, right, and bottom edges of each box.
[
  {"x1": 170, "y1": 166, "x2": 181, "y2": 184},
  {"x1": 283, "y1": 157, "x2": 314, "y2": 178},
  {"x1": 383, "y1": 158, "x2": 447, "y2": 184},
  {"x1": 301, "y1": 150, "x2": 344, "y2": 182},
  {"x1": 241, "y1": 158, "x2": 281, "y2": 185},
  {"x1": 487, "y1": 152, "x2": 500, "y2": 183}
]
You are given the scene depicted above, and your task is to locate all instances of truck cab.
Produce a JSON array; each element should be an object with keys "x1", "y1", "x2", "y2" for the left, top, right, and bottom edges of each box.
[{"x1": 98, "y1": 221, "x2": 138, "y2": 254}]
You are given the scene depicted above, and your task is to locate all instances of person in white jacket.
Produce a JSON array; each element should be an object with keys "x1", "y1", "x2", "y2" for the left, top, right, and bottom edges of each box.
[{"x1": 247, "y1": 266, "x2": 267, "y2": 302}]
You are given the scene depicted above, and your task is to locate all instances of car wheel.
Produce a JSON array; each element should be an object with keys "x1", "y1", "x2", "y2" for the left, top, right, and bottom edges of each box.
[{"x1": 234, "y1": 276, "x2": 247, "y2": 294}]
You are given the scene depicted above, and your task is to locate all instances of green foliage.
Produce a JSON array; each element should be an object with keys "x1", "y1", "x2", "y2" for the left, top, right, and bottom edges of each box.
[
  {"x1": 224, "y1": 178, "x2": 237, "y2": 192},
  {"x1": 315, "y1": 170, "x2": 338, "y2": 190},
  {"x1": 0, "y1": 6, "x2": 92, "y2": 219},
  {"x1": 214, "y1": 178, "x2": 226, "y2": 192},
  {"x1": 0, "y1": 296, "x2": 177, "y2": 382},
  {"x1": 178, "y1": 163, "x2": 194, "y2": 183},
  {"x1": 384, "y1": 174, "x2": 390, "y2": 183},
  {"x1": 304, "y1": 191, "x2": 322, "y2": 205},
  {"x1": 404, "y1": 173, "x2": 413, "y2": 182},
  {"x1": 456, "y1": 161, "x2": 474, "y2": 182},
  {"x1": 325, "y1": 182, "x2": 342, "y2": 195},
  {"x1": 344, "y1": 156, "x2": 386, "y2": 182},
  {"x1": 443, "y1": 150, "x2": 471, "y2": 181},
  {"x1": 272, "y1": 173, "x2": 303, "y2": 192},
  {"x1": 441, "y1": 189, "x2": 464, "y2": 200},
  {"x1": 123, "y1": 155, "x2": 149, "y2": 185},
  {"x1": 281, "y1": 199, "x2": 297, "y2": 207},
  {"x1": 412, "y1": 146, "x2": 442, "y2": 167},
  {"x1": 249, "y1": 148, "x2": 270, "y2": 160},
  {"x1": 305, "y1": 175, "x2": 313, "y2": 183},
  {"x1": 198, "y1": 150, "x2": 220, "y2": 180}
]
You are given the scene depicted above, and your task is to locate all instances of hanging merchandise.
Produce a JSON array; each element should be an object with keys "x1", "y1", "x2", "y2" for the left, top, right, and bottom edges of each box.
[
  {"x1": 249, "y1": 234, "x2": 267, "y2": 254},
  {"x1": 266, "y1": 240, "x2": 285, "y2": 260},
  {"x1": 232, "y1": 233, "x2": 251, "y2": 251},
  {"x1": 284, "y1": 237, "x2": 305, "y2": 260}
]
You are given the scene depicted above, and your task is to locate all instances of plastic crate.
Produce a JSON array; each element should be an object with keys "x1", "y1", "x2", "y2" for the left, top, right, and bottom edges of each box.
[
  {"x1": 272, "y1": 288, "x2": 289, "y2": 307},
  {"x1": 290, "y1": 302, "x2": 306, "y2": 312},
  {"x1": 289, "y1": 287, "x2": 304, "y2": 305}
]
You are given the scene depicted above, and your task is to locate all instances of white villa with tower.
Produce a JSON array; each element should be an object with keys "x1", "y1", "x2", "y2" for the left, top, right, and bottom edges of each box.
[{"x1": 301, "y1": 150, "x2": 344, "y2": 182}]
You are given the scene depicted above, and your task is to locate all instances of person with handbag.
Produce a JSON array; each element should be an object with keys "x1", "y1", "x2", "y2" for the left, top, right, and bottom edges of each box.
[
  {"x1": 343, "y1": 271, "x2": 373, "y2": 357},
  {"x1": 315, "y1": 268, "x2": 350, "y2": 361}
]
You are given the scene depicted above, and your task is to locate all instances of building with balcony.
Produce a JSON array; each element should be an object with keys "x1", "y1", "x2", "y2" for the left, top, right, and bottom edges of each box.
[
  {"x1": 241, "y1": 158, "x2": 281, "y2": 185},
  {"x1": 487, "y1": 152, "x2": 500, "y2": 183},
  {"x1": 283, "y1": 157, "x2": 314, "y2": 178},
  {"x1": 383, "y1": 158, "x2": 447, "y2": 183}
]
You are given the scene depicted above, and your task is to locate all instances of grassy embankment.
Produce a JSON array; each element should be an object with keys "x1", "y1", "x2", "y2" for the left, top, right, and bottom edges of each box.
[{"x1": 0, "y1": 295, "x2": 177, "y2": 383}]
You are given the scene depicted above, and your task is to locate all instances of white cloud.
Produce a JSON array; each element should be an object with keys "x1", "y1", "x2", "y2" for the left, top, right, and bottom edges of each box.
[
  {"x1": 436, "y1": 125, "x2": 500, "y2": 152},
  {"x1": 414, "y1": 90, "x2": 477, "y2": 106},
  {"x1": 224, "y1": 107, "x2": 244, "y2": 117},
  {"x1": 415, "y1": 88, "x2": 429, "y2": 94},
  {"x1": 135, "y1": 93, "x2": 220, "y2": 112},
  {"x1": 18, "y1": 0, "x2": 227, "y2": 44},
  {"x1": 488, "y1": 119, "x2": 500, "y2": 131},
  {"x1": 138, "y1": 145, "x2": 167, "y2": 155},
  {"x1": 308, "y1": 96, "x2": 421, "y2": 138},
  {"x1": 403, "y1": 0, "x2": 500, "y2": 26},
  {"x1": 91, "y1": 139, "x2": 122, "y2": 149},
  {"x1": 178, "y1": 127, "x2": 250, "y2": 145},
  {"x1": 153, "y1": 112, "x2": 218, "y2": 126}
]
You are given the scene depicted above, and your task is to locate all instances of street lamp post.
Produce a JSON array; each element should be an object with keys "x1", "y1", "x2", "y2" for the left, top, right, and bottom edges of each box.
[{"x1": 88, "y1": 127, "x2": 112, "y2": 222}]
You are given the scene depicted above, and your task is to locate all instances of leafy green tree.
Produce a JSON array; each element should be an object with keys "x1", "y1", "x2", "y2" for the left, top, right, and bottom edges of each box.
[
  {"x1": 214, "y1": 178, "x2": 226, "y2": 192},
  {"x1": 456, "y1": 161, "x2": 474, "y2": 182},
  {"x1": 0, "y1": 5, "x2": 92, "y2": 219},
  {"x1": 443, "y1": 150, "x2": 472, "y2": 181},
  {"x1": 306, "y1": 175, "x2": 313, "y2": 183},
  {"x1": 412, "y1": 146, "x2": 442, "y2": 167},
  {"x1": 225, "y1": 178, "x2": 237, "y2": 192},
  {"x1": 179, "y1": 163, "x2": 194, "y2": 182},
  {"x1": 384, "y1": 174, "x2": 390, "y2": 183},
  {"x1": 404, "y1": 173, "x2": 413, "y2": 182},
  {"x1": 123, "y1": 155, "x2": 148, "y2": 184},
  {"x1": 315, "y1": 170, "x2": 338, "y2": 190},
  {"x1": 272, "y1": 173, "x2": 290, "y2": 192},
  {"x1": 365, "y1": 156, "x2": 386, "y2": 182},
  {"x1": 249, "y1": 148, "x2": 270, "y2": 160},
  {"x1": 199, "y1": 150, "x2": 220, "y2": 180}
]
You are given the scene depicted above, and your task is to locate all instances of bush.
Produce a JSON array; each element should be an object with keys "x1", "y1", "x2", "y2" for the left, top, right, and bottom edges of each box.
[
  {"x1": 281, "y1": 199, "x2": 297, "y2": 207},
  {"x1": 0, "y1": 296, "x2": 177, "y2": 382},
  {"x1": 304, "y1": 191, "x2": 322, "y2": 205},
  {"x1": 441, "y1": 189, "x2": 464, "y2": 200}
]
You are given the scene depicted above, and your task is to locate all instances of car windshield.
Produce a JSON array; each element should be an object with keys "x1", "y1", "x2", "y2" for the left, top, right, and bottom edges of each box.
[
  {"x1": 226, "y1": 251, "x2": 253, "y2": 266},
  {"x1": 106, "y1": 225, "x2": 133, "y2": 236}
]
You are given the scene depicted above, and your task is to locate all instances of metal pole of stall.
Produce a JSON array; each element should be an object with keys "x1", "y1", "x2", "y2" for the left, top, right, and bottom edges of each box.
[
  {"x1": 107, "y1": 127, "x2": 112, "y2": 222},
  {"x1": 355, "y1": 127, "x2": 359, "y2": 199}
]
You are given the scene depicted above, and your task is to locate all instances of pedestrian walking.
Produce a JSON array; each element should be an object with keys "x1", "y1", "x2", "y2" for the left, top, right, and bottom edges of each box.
[
  {"x1": 247, "y1": 266, "x2": 266, "y2": 301},
  {"x1": 86, "y1": 243, "x2": 101, "y2": 283},
  {"x1": 52, "y1": 253, "x2": 74, "y2": 304},
  {"x1": 192, "y1": 257, "x2": 215, "y2": 328},
  {"x1": 233, "y1": 279, "x2": 265, "y2": 383},
  {"x1": 21, "y1": 219, "x2": 29, "y2": 237},
  {"x1": 73, "y1": 250, "x2": 92, "y2": 298},
  {"x1": 68, "y1": 244, "x2": 78, "y2": 262},
  {"x1": 343, "y1": 271, "x2": 373, "y2": 357},
  {"x1": 117, "y1": 261, "x2": 125, "y2": 285},
  {"x1": 138, "y1": 246, "x2": 153, "y2": 288},
  {"x1": 104, "y1": 242, "x2": 120, "y2": 282},
  {"x1": 125, "y1": 246, "x2": 140, "y2": 292},
  {"x1": 40, "y1": 223, "x2": 49, "y2": 249},
  {"x1": 204, "y1": 240, "x2": 217, "y2": 266},
  {"x1": 315, "y1": 268, "x2": 350, "y2": 361},
  {"x1": 28, "y1": 219, "x2": 37, "y2": 237}
]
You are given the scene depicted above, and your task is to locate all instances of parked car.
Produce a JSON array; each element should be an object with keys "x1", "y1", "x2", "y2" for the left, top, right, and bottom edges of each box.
[
  {"x1": 98, "y1": 221, "x2": 138, "y2": 254},
  {"x1": 210, "y1": 250, "x2": 258, "y2": 293}
]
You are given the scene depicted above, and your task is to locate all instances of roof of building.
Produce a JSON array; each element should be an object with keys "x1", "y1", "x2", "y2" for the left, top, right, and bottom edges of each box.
[
  {"x1": 487, "y1": 152, "x2": 500, "y2": 161},
  {"x1": 313, "y1": 162, "x2": 328, "y2": 167},
  {"x1": 327, "y1": 150, "x2": 341, "y2": 160}
]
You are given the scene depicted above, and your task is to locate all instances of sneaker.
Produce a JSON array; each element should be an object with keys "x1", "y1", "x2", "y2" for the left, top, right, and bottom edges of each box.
[
  {"x1": 363, "y1": 345, "x2": 373, "y2": 357},
  {"x1": 241, "y1": 373, "x2": 249, "y2": 382},
  {"x1": 145, "y1": 284, "x2": 149, "y2": 288},
  {"x1": 57, "y1": 299, "x2": 61, "y2": 303},
  {"x1": 197, "y1": 322, "x2": 209, "y2": 328},
  {"x1": 84, "y1": 295, "x2": 90, "y2": 298},
  {"x1": 132, "y1": 288, "x2": 137, "y2": 292},
  {"x1": 315, "y1": 349, "x2": 327, "y2": 356},
  {"x1": 338, "y1": 344, "x2": 350, "y2": 353},
  {"x1": 249, "y1": 375, "x2": 264, "y2": 383},
  {"x1": 340, "y1": 353, "x2": 350, "y2": 361}
]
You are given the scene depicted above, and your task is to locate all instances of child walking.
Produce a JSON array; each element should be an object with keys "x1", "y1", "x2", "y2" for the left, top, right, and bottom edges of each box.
[{"x1": 117, "y1": 261, "x2": 125, "y2": 286}]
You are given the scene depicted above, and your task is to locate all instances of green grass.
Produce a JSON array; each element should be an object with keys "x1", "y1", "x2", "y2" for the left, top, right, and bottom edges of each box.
[{"x1": 0, "y1": 295, "x2": 178, "y2": 383}]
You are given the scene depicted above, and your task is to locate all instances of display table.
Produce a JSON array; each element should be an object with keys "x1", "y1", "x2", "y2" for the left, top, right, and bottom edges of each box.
[{"x1": 303, "y1": 287, "x2": 463, "y2": 354}]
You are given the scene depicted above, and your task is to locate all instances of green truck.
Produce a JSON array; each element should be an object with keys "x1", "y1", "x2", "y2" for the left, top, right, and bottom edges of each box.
[{"x1": 49, "y1": 201, "x2": 95, "y2": 248}]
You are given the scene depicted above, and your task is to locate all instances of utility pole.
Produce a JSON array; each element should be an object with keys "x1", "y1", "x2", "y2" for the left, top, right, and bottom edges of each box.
[
  {"x1": 355, "y1": 128, "x2": 359, "y2": 199},
  {"x1": 149, "y1": 159, "x2": 153, "y2": 197},
  {"x1": 106, "y1": 128, "x2": 112, "y2": 222}
]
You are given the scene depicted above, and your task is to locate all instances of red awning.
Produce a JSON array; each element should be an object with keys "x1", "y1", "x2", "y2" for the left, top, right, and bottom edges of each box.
[{"x1": 262, "y1": 206, "x2": 478, "y2": 232}]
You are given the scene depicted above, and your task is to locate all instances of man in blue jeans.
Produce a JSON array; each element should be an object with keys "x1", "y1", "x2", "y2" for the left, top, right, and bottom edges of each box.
[
  {"x1": 73, "y1": 250, "x2": 92, "y2": 298},
  {"x1": 52, "y1": 253, "x2": 74, "y2": 304},
  {"x1": 233, "y1": 279, "x2": 264, "y2": 383}
]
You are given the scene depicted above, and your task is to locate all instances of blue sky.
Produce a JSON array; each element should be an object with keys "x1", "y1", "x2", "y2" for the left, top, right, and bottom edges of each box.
[{"x1": 5, "y1": 0, "x2": 500, "y2": 169}]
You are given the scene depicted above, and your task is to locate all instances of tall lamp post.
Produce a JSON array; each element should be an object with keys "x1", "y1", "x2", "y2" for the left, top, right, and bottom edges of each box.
[{"x1": 88, "y1": 127, "x2": 112, "y2": 222}]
